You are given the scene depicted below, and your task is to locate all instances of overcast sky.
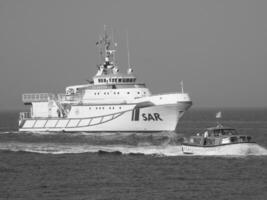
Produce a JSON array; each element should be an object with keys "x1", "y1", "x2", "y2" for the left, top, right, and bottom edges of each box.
[{"x1": 0, "y1": 0, "x2": 267, "y2": 110}]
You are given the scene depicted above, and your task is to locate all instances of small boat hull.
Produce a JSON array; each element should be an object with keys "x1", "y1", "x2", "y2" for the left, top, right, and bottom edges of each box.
[{"x1": 182, "y1": 142, "x2": 258, "y2": 156}]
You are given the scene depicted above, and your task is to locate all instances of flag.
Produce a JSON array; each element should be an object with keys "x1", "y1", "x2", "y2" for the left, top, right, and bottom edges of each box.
[
  {"x1": 216, "y1": 111, "x2": 222, "y2": 119},
  {"x1": 180, "y1": 80, "x2": 184, "y2": 93}
]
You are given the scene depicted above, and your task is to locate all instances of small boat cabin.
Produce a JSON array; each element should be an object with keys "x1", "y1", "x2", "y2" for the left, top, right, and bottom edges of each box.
[{"x1": 187, "y1": 125, "x2": 252, "y2": 146}]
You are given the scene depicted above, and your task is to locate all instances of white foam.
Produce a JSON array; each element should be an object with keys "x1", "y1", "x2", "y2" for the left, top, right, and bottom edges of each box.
[{"x1": 1, "y1": 141, "x2": 266, "y2": 156}]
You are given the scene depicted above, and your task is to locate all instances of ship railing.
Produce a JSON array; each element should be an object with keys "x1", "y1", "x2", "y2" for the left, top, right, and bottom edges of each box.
[
  {"x1": 19, "y1": 112, "x2": 31, "y2": 120},
  {"x1": 22, "y1": 93, "x2": 56, "y2": 103}
]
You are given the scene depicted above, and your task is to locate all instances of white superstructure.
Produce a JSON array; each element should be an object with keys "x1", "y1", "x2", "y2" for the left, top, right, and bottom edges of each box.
[{"x1": 19, "y1": 28, "x2": 192, "y2": 132}]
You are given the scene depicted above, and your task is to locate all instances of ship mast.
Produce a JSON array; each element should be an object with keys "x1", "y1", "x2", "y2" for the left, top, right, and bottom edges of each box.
[{"x1": 95, "y1": 26, "x2": 118, "y2": 76}]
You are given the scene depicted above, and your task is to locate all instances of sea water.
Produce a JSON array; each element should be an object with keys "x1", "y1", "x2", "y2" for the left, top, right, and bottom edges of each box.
[{"x1": 0, "y1": 108, "x2": 267, "y2": 199}]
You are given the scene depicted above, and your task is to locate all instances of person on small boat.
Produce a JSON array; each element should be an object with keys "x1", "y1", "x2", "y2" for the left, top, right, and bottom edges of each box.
[{"x1": 203, "y1": 131, "x2": 208, "y2": 145}]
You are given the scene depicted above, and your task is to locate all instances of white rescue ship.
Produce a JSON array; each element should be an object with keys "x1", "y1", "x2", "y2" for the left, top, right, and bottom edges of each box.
[{"x1": 19, "y1": 28, "x2": 192, "y2": 132}]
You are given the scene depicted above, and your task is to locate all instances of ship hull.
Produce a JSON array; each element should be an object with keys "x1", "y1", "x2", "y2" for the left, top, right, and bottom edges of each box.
[
  {"x1": 182, "y1": 142, "x2": 258, "y2": 156},
  {"x1": 19, "y1": 102, "x2": 191, "y2": 132}
]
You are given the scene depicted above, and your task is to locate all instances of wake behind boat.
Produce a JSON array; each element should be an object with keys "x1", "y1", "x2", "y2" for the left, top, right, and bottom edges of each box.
[{"x1": 19, "y1": 27, "x2": 192, "y2": 133}]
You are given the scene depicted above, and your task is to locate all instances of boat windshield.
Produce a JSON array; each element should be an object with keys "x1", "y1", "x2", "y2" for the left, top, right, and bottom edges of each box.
[{"x1": 212, "y1": 129, "x2": 237, "y2": 136}]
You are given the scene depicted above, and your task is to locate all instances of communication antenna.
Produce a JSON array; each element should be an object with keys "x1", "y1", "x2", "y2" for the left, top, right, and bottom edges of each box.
[
  {"x1": 104, "y1": 24, "x2": 107, "y2": 58},
  {"x1": 111, "y1": 27, "x2": 117, "y2": 63},
  {"x1": 126, "y1": 30, "x2": 131, "y2": 68},
  {"x1": 97, "y1": 34, "x2": 104, "y2": 64}
]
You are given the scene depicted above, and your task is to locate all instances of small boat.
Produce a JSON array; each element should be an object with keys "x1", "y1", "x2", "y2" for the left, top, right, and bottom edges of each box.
[{"x1": 182, "y1": 124, "x2": 257, "y2": 156}]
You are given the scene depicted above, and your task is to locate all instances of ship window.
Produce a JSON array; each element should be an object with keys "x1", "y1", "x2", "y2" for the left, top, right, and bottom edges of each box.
[
  {"x1": 127, "y1": 92, "x2": 130, "y2": 94},
  {"x1": 114, "y1": 92, "x2": 116, "y2": 95},
  {"x1": 137, "y1": 92, "x2": 140, "y2": 94},
  {"x1": 102, "y1": 107, "x2": 104, "y2": 109},
  {"x1": 119, "y1": 107, "x2": 122, "y2": 109},
  {"x1": 126, "y1": 78, "x2": 130, "y2": 82},
  {"x1": 118, "y1": 79, "x2": 122, "y2": 82}
]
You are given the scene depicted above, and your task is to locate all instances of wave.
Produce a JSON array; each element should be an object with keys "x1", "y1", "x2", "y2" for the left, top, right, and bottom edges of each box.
[
  {"x1": 0, "y1": 131, "x2": 267, "y2": 156},
  {"x1": 1, "y1": 142, "x2": 267, "y2": 156}
]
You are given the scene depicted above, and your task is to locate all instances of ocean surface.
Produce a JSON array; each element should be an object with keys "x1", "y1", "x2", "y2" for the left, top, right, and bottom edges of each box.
[{"x1": 0, "y1": 108, "x2": 267, "y2": 200}]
